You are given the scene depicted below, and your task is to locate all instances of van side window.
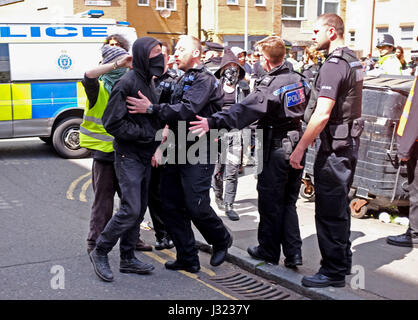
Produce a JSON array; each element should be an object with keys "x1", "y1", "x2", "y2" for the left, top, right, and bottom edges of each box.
[{"x1": 0, "y1": 44, "x2": 11, "y2": 83}]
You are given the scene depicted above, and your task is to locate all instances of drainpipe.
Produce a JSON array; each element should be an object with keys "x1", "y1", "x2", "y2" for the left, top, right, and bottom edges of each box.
[
  {"x1": 184, "y1": 0, "x2": 188, "y2": 35},
  {"x1": 198, "y1": 0, "x2": 201, "y2": 40},
  {"x1": 369, "y1": 0, "x2": 376, "y2": 56}
]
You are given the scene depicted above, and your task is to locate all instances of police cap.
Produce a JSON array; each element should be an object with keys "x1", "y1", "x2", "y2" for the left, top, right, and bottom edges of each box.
[
  {"x1": 376, "y1": 34, "x2": 395, "y2": 48},
  {"x1": 204, "y1": 42, "x2": 224, "y2": 53}
]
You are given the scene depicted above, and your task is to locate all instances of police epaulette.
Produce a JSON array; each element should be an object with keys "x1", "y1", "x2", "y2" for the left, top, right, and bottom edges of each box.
[
  {"x1": 328, "y1": 57, "x2": 340, "y2": 64},
  {"x1": 260, "y1": 76, "x2": 274, "y2": 86}
]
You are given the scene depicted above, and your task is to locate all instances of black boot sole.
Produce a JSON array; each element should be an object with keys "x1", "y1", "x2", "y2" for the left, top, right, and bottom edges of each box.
[
  {"x1": 119, "y1": 266, "x2": 155, "y2": 274},
  {"x1": 387, "y1": 238, "x2": 418, "y2": 248},
  {"x1": 301, "y1": 278, "x2": 345, "y2": 288}
]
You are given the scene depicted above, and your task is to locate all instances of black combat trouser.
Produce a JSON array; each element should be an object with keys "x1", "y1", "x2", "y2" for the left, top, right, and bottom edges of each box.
[
  {"x1": 147, "y1": 166, "x2": 170, "y2": 241},
  {"x1": 314, "y1": 132, "x2": 360, "y2": 279},
  {"x1": 87, "y1": 159, "x2": 120, "y2": 247},
  {"x1": 160, "y1": 163, "x2": 231, "y2": 266},
  {"x1": 95, "y1": 154, "x2": 151, "y2": 259},
  {"x1": 212, "y1": 131, "x2": 242, "y2": 205},
  {"x1": 407, "y1": 142, "x2": 418, "y2": 236},
  {"x1": 257, "y1": 141, "x2": 303, "y2": 261}
]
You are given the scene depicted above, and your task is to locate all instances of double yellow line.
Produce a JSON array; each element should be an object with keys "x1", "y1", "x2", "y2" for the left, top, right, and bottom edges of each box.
[{"x1": 66, "y1": 172, "x2": 92, "y2": 202}]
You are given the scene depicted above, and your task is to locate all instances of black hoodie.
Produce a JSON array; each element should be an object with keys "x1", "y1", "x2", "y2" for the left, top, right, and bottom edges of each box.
[{"x1": 102, "y1": 37, "x2": 162, "y2": 160}]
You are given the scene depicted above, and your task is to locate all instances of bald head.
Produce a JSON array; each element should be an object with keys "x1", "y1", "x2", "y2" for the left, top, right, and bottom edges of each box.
[{"x1": 174, "y1": 35, "x2": 203, "y2": 71}]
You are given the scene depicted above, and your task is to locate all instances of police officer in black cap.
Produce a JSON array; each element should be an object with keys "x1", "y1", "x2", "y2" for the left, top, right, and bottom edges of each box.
[
  {"x1": 189, "y1": 35, "x2": 310, "y2": 269},
  {"x1": 289, "y1": 13, "x2": 364, "y2": 288},
  {"x1": 204, "y1": 41, "x2": 224, "y2": 74}
]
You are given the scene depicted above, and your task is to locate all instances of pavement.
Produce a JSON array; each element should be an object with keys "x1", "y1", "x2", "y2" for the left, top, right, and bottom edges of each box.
[{"x1": 142, "y1": 166, "x2": 418, "y2": 300}]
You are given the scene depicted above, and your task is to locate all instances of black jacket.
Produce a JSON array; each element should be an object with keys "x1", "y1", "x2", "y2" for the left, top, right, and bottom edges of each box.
[
  {"x1": 102, "y1": 37, "x2": 162, "y2": 160},
  {"x1": 208, "y1": 63, "x2": 310, "y2": 131}
]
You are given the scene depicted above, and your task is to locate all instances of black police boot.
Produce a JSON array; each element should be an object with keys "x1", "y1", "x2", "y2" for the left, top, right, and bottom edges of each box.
[
  {"x1": 165, "y1": 260, "x2": 200, "y2": 273},
  {"x1": 387, "y1": 232, "x2": 418, "y2": 248},
  {"x1": 302, "y1": 273, "x2": 345, "y2": 288},
  {"x1": 163, "y1": 236, "x2": 175, "y2": 249},
  {"x1": 120, "y1": 256, "x2": 155, "y2": 274},
  {"x1": 225, "y1": 203, "x2": 240, "y2": 221},
  {"x1": 247, "y1": 246, "x2": 279, "y2": 265},
  {"x1": 210, "y1": 235, "x2": 233, "y2": 266},
  {"x1": 284, "y1": 253, "x2": 303, "y2": 269},
  {"x1": 89, "y1": 249, "x2": 113, "y2": 282}
]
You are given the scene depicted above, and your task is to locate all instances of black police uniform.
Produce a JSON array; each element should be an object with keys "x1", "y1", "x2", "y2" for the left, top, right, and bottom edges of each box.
[
  {"x1": 147, "y1": 69, "x2": 178, "y2": 244},
  {"x1": 307, "y1": 47, "x2": 364, "y2": 280},
  {"x1": 207, "y1": 62, "x2": 310, "y2": 263},
  {"x1": 150, "y1": 64, "x2": 232, "y2": 267}
]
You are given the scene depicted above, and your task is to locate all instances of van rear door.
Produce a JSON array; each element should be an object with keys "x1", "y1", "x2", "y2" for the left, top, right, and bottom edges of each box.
[{"x1": 0, "y1": 43, "x2": 12, "y2": 137}]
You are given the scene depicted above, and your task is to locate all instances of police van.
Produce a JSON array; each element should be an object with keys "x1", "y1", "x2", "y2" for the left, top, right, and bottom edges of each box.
[{"x1": 0, "y1": 13, "x2": 137, "y2": 158}]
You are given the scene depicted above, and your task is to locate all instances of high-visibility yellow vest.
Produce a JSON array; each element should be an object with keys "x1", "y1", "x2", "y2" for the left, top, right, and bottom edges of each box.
[
  {"x1": 397, "y1": 76, "x2": 416, "y2": 138},
  {"x1": 79, "y1": 81, "x2": 114, "y2": 153}
]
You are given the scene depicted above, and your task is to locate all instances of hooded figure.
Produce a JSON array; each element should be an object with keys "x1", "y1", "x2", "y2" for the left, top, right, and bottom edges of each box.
[
  {"x1": 90, "y1": 37, "x2": 165, "y2": 282},
  {"x1": 102, "y1": 37, "x2": 164, "y2": 160}
]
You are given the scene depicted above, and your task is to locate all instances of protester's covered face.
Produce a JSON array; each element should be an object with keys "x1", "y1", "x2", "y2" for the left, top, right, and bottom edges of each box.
[{"x1": 222, "y1": 62, "x2": 240, "y2": 86}]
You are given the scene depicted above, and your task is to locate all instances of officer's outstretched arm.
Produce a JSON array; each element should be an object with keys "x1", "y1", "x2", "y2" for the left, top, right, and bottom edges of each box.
[{"x1": 289, "y1": 97, "x2": 335, "y2": 169}]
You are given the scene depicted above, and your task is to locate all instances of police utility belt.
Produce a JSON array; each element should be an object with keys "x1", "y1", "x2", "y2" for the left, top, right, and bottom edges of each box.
[
  {"x1": 264, "y1": 126, "x2": 301, "y2": 161},
  {"x1": 320, "y1": 119, "x2": 364, "y2": 153}
]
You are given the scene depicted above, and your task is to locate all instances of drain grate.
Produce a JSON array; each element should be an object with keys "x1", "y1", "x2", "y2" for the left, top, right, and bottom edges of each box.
[{"x1": 205, "y1": 272, "x2": 303, "y2": 300}]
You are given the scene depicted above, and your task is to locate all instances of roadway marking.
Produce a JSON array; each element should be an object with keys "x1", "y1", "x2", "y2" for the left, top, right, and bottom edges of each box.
[
  {"x1": 143, "y1": 250, "x2": 237, "y2": 301},
  {"x1": 66, "y1": 172, "x2": 91, "y2": 201}
]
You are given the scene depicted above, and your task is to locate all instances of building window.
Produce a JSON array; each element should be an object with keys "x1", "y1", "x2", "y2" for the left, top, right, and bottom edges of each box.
[
  {"x1": 400, "y1": 26, "x2": 414, "y2": 43},
  {"x1": 138, "y1": 0, "x2": 149, "y2": 6},
  {"x1": 282, "y1": 0, "x2": 306, "y2": 19},
  {"x1": 227, "y1": 0, "x2": 239, "y2": 5},
  {"x1": 156, "y1": 0, "x2": 176, "y2": 10},
  {"x1": 376, "y1": 27, "x2": 389, "y2": 35},
  {"x1": 317, "y1": 0, "x2": 339, "y2": 15},
  {"x1": 255, "y1": 0, "x2": 266, "y2": 6}
]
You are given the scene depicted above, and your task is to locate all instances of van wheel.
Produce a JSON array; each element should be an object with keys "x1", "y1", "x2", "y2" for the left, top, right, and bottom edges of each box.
[
  {"x1": 39, "y1": 137, "x2": 52, "y2": 145},
  {"x1": 52, "y1": 117, "x2": 90, "y2": 159}
]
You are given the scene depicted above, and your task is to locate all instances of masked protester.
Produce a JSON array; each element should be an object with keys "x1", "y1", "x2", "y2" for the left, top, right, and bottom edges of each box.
[
  {"x1": 88, "y1": 37, "x2": 164, "y2": 282},
  {"x1": 212, "y1": 48, "x2": 250, "y2": 221},
  {"x1": 80, "y1": 43, "x2": 132, "y2": 255}
]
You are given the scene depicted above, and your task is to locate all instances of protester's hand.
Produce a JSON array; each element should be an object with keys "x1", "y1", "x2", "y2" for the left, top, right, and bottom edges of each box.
[
  {"x1": 119, "y1": 55, "x2": 133, "y2": 69},
  {"x1": 189, "y1": 115, "x2": 209, "y2": 137},
  {"x1": 289, "y1": 146, "x2": 305, "y2": 170},
  {"x1": 126, "y1": 90, "x2": 151, "y2": 114}
]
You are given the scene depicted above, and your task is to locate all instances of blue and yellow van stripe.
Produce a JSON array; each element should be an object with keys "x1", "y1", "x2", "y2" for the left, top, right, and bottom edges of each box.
[{"x1": 0, "y1": 81, "x2": 86, "y2": 121}]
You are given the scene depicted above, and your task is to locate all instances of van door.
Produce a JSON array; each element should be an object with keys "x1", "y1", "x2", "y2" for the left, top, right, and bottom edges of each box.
[{"x1": 0, "y1": 43, "x2": 12, "y2": 138}]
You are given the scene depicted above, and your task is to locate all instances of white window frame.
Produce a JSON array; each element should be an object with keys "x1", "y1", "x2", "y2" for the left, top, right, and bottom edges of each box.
[
  {"x1": 138, "y1": 0, "x2": 150, "y2": 6},
  {"x1": 321, "y1": 0, "x2": 339, "y2": 15},
  {"x1": 255, "y1": 0, "x2": 266, "y2": 6},
  {"x1": 227, "y1": 0, "x2": 239, "y2": 5},
  {"x1": 282, "y1": 0, "x2": 306, "y2": 20},
  {"x1": 400, "y1": 26, "x2": 414, "y2": 42},
  {"x1": 156, "y1": 0, "x2": 177, "y2": 11}
]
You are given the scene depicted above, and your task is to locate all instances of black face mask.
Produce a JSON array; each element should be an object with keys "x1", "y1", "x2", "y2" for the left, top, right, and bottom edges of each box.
[{"x1": 149, "y1": 53, "x2": 165, "y2": 77}]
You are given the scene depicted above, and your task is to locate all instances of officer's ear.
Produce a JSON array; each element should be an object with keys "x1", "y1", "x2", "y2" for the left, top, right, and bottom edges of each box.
[
  {"x1": 192, "y1": 48, "x2": 201, "y2": 59},
  {"x1": 328, "y1": 26, "x2": 338, "y2": 41}
]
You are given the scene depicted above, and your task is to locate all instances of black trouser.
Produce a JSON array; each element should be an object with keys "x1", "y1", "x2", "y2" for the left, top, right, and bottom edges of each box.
[
  {"x1": 95, "y1": 154, "x2": 151, "y2": 259},
  {"x1": 87, "y1": 159, "x2": 120, "y2": 246},
  {"x1": 314, "y1": 134, "x2": 359, "y2": 279},
  {"x1": 257, "y1": 141, "x2": 303, "y2": 261},
  {"x1": 147, "y1": 166, "x2": 169, "y2": 241},
  {"x1": 407, "y1": 142, "x2": 418, "y2": 236},
  {"x1": 160, "y1": 163, "x2": 231, "y2": 266}
]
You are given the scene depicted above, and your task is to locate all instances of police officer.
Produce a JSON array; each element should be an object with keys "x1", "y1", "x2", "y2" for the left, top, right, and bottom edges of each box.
[
  {"x1": 127, "y1": 35, "x2": 233, "y2": 273},
  {"x1": 368, "y1": 34, "x2": 402, "y2": 76},
  {"x1": 289, "y1": 13, "x2": 364, "y2": 288},
  {"x1": 387, "y1": 75, "x2": 418, "y2": 248},
  {"x1": 189, "y1": 35, "x2": 310, "y2": 269},
  {"x1": 203, "y1": 41, "x2": 224, "y2": 74}
]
